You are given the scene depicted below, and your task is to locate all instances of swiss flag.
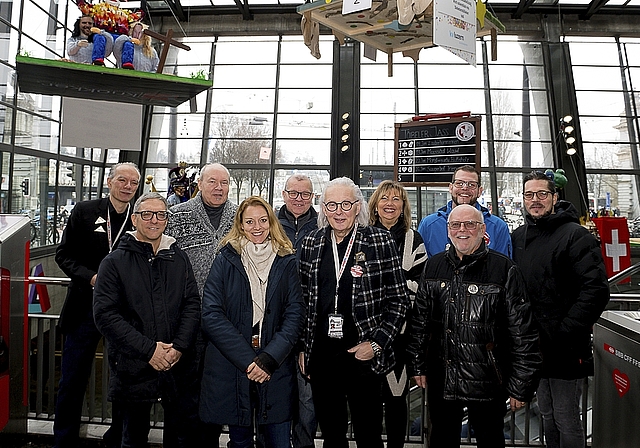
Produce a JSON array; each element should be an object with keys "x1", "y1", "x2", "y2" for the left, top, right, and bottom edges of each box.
[{"x1": 593, "y1": 217, "x2": 631, "y2": 284}]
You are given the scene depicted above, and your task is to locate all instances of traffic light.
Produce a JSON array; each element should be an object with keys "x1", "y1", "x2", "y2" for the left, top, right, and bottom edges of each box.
[{"x1": 21, "y1": 178, "x2": 30, "y2": 196}]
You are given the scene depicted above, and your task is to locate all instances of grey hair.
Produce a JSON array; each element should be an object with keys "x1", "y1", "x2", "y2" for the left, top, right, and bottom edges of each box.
[
  {"x1": 200, "y1": 163, "x2": 230, "y2": 181},
  {"x1": 317, "y1": 177, "x2": 369, "y2": 228},
  {"x1": 108, "y1": 162, "x2": 140, "y2": 180},
  {"x1": 285, "y1": 173, "x2": 313, "y2": 190},
  {"x1": 133, "y1": 192, "x2": 168, "y2": 213},
  {"x1": 448, "y1": 204, "x2": 484, "y2": 223}
]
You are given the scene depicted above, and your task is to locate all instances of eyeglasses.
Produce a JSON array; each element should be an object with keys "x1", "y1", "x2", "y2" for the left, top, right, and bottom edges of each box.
[
  {"x1": 523, "y1": 190, "x2": 553, "y2": 200},
  {"x1": 447, "y1": 220, "x2": 483, "y2": 230},
  {"x1": 134, "y1": 211, "x2": 169, "y2": 221},
  {"x1": 324, "y1": 200, "x2": 359, "y2": 212},
  {"x1": 452, "y1": 180, "x2": 479, "y2": 189},
  {"x1": 285, "y1": 190, "x2": 313, "y2": 200}
]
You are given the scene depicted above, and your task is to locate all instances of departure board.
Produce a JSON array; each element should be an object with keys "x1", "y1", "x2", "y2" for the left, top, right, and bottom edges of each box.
[{"x1": 394, "y1": 115, "x2": 481, "y2": 185}]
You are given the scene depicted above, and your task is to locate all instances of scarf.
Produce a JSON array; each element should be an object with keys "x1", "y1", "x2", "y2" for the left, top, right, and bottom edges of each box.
[{"x1": 240, "y1": 237, "x2": 277, "y2": 328}]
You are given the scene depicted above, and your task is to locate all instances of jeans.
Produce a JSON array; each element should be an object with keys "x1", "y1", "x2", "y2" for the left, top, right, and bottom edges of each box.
[
  {"x1": 230, "y1": 421, "x2": 292, "y2": 448},
  {"x1": 54, "y1": 316, "x2": 121, "y2": 448},
  {"x1": 537, "y1": 377, "x2": 585, "y2": 448},
  {"x1": 293, "y1": 362, "x2": 317, "y2": 448}
]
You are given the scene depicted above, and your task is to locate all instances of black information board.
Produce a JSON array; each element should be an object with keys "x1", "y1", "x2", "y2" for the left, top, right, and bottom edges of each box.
[{"x1": 394, "y1": 115, "x2": 481, "y2": 185}]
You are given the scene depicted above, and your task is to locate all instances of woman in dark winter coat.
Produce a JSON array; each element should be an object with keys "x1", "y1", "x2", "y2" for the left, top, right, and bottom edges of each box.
[
  {"x1": 199, "y1": 196, "x2": 305, "y2": 448},
  {"x1": 368, "y1": 180, "x2": 427, "y2": 448}
]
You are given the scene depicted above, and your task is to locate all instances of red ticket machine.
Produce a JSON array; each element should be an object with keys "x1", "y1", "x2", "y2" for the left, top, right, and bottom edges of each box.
[{"x1": 0, "y1": 215, "x2": 30, "y2": 434}]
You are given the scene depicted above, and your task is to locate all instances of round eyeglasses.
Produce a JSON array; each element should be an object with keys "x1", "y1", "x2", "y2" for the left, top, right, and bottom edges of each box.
[
  {"x1": 323, "y1": 200, "x2": 359, "y2": 212},
  {"x1": 447, "y1": 220, "x2": 482, "y2": 230},
  {"x1": 135, "y1": 211, "x2": 169, "y2": 221},
  {"x1": 284, "y1": 190, "x2": 313, "y2": 200}
]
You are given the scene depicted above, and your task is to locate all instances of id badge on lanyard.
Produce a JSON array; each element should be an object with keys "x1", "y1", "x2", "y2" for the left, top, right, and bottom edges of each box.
[{"x1": 328, "y1": 228, "x2": 357, "y2": 339}]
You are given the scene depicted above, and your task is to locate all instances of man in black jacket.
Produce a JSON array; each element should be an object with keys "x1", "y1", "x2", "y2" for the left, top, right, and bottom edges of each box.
[
  {"x1": 94, "y1": 192, "x2": 200, "y2": 447},
  {"x1": 512, "y1": 171, "x2": 609, "y2": 448},
  {"x1": 407, "y1": 204, "x2": 541, "y2": 448},
  {"x1": 277, "y1": 173, "x2": 318, "y2": 448},
  {"x1": 53, "y1": 162, "x2": 140, "y2": 448}
]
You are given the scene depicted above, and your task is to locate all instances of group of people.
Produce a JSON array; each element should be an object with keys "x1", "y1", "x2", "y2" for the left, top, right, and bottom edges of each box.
[
  {"x1": 67, "y1": 12, "x2": 159, "y2": 72},
  {"x1": 52, "y1": 162, "x2": 610, "y2": 448}
]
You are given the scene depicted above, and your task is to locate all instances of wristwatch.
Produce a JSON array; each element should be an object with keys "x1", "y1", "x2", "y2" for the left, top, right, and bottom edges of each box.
[{"x1": 370, "y1": 340, "x2": 382, "y2": 357}]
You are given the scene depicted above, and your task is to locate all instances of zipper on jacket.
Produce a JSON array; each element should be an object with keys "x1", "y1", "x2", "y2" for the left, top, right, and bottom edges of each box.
[
  {"x1": 464, "y1": 293, "x2": 471, "y2": 322},
  {"x1": 486, "y1": 342, "x2": 503, "y2": 385}
]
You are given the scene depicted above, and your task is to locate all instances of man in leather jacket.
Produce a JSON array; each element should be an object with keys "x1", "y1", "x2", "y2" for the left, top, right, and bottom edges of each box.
[{"x1": 407, "y1": 204, "x2": 541, "y2": 448}]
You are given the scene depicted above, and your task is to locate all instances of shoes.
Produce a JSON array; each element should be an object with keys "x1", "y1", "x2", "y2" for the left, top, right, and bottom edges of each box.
[
  {"x1": 92, "y1": 58, "x2": 104, "y2": 66},
  {"x1": 122, "y1": 62, "x2": 134, "y2": 70}
]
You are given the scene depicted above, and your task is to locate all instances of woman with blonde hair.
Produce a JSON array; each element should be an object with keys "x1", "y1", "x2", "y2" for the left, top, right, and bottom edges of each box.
[
  {"x1": 199, "y1": 196, "x2": 304, "y2": 448},
  {"x1": 368, "y1": 180, "x2": 427, "y2": 448}
]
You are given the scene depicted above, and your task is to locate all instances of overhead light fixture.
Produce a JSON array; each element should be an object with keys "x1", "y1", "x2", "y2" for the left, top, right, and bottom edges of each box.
[
  {"x1": 565, "y1": 136, "x2": 576, "y2": 145},
  {"x1": 341, "y1": 144, "x2": 349, "y2": 152},
  {"x1": 566, "y1": 146, "x2": 577, "y2": 156},
  {"x1": 563, "y1": 125, "x2": 574, "y2": 135},
  {"x1": 562, "y1": 115, "x2": 573, "y2": 124}
]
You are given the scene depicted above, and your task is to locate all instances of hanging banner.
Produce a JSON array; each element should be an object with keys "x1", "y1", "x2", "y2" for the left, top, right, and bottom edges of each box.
[{"x1": 433, "y1": 0, "x2": 477, "y2": 66}]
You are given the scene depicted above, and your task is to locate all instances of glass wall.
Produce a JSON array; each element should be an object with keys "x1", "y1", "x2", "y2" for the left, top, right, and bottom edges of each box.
[{"x1": 0, "y1": 0, "x2": 639, "y2": 251}]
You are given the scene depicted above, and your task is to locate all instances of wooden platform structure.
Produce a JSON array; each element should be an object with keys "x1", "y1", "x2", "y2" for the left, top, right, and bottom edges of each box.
[
  {"x1": 15, "y1": 55, "x2": 212, "y2": 108},
  {"x1": 297, "y1": 0, "x2": 505, "y2": 57}
]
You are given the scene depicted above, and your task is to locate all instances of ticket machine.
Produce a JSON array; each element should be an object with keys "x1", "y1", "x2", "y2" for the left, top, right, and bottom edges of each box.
[
  {"x1": 593, "y1": 310, "x2": 640, "y2": 448},
  {"x1": 0, "y1": 215, "x2": 30, "y2": 433}
]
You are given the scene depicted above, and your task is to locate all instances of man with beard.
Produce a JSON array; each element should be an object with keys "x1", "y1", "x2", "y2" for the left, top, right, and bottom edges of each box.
[
  {"x1": 417, "y1": 165, "x2": 512, "y2": 258},
  {"x1": 512, "y1": 171, "x2": 609, "y2": 448}
]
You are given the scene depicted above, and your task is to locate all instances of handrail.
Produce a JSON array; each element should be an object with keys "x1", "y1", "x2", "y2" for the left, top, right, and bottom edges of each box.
[
  {"x1": 27, "y1": 275, "x2": 70, "y2": 286},
  {"x1": 608, "y1": 262, "x2": 640, "y2": 286}
]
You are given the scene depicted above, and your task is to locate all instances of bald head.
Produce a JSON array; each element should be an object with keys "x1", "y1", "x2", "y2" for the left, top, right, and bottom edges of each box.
[{"x1": 447, "y1": 204, "x2": 486, "y2": 259}]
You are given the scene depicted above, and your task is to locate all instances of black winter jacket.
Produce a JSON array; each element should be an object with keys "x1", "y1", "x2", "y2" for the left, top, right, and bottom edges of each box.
[
  {"x1": 278, "y1": 205, "x2": 318, "y2": 256},
  {"x1": 406, "y1": 242, "x2": 541, "y2": 402},
  {"x1": 93, "y1": 233, "x2": 201, "y2": 403},
  {"x1": 512, "y1": 200, "x2": 610, "y2": 379}
]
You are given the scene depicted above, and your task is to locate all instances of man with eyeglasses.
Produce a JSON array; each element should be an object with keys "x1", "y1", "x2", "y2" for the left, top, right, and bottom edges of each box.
[
  {"x1": 512, "y1": 171, "x2": 609, "y2": 448},
  {"x1": 54, "y1": 162, "x2": 140, "y2": 448},
  {"x1": 94, "y1": 192, "x2": 200, "y2": 447},
  {"x1": 165, "y1": 162, "x2": 237, "y2": 445},
  {"x1": 277, "y1": 173, "x2": 318, "y2": 448},
  {"x1": 407, "y1": 204, "x2": 541, "y2": 448},
  {"x1": 417, "y1": 165, "x2": 512, "y2": 258}
]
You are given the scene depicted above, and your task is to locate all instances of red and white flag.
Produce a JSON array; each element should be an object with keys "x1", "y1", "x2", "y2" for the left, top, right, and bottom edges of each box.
[{"x1": 593, "y1": 217, "x2": 631, "y2": 284}]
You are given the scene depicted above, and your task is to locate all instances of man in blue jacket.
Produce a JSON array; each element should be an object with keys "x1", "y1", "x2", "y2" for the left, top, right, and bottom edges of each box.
[
  {"x1": 277, "y1": 173, "x2": 318, "y2": 448},
  {"x1": 417, "y1": 165, "x2": 512, "y2": 258}
]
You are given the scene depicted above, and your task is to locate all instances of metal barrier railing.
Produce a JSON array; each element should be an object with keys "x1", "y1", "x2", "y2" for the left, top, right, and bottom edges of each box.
[{"x1": 25, "y1": 271, "x2": 640, "y2": 447}]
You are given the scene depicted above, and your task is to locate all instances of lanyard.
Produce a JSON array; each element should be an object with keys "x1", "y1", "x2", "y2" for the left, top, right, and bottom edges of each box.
[
  {"x1": 331, "y1": 226, "x2": 357, "y2": 314},
  {"x1": 106, "y1": 203, "x2": 130, "y2": 253}
]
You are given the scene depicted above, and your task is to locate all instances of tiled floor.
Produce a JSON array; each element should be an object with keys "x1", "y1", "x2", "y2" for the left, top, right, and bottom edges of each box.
[{"x1": 0, "y1": 421, "x2": 432, "y2": 447}]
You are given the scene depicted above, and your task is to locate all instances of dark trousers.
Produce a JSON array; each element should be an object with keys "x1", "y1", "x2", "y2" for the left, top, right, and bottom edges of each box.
[
  {"x1": 382, "y1": 373, "x2": 409, "y2": 448},
  {"x1": 53, "y1": 316, "x2": 121, "y2": 448},
  {"x1": 427, "y1": 384, "x2": 506, "y2": 448},
  {"x1": 120, "y1": 399, "x2": 192, "y2": 448},
  {"x1": 310, "y1": 351, "x2": 384, "y2": 448}
]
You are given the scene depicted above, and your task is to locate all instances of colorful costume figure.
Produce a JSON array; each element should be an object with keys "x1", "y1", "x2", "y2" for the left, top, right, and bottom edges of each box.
[
  {"x1": 67, "y1": 15, "x2": 114, "y2": 64},
  {"x1": 114, "y1": 22, "x2": 159, "y2": 72},
  {"x1": 77, "y1": 0, "x2": 143, "y2": 66}
]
